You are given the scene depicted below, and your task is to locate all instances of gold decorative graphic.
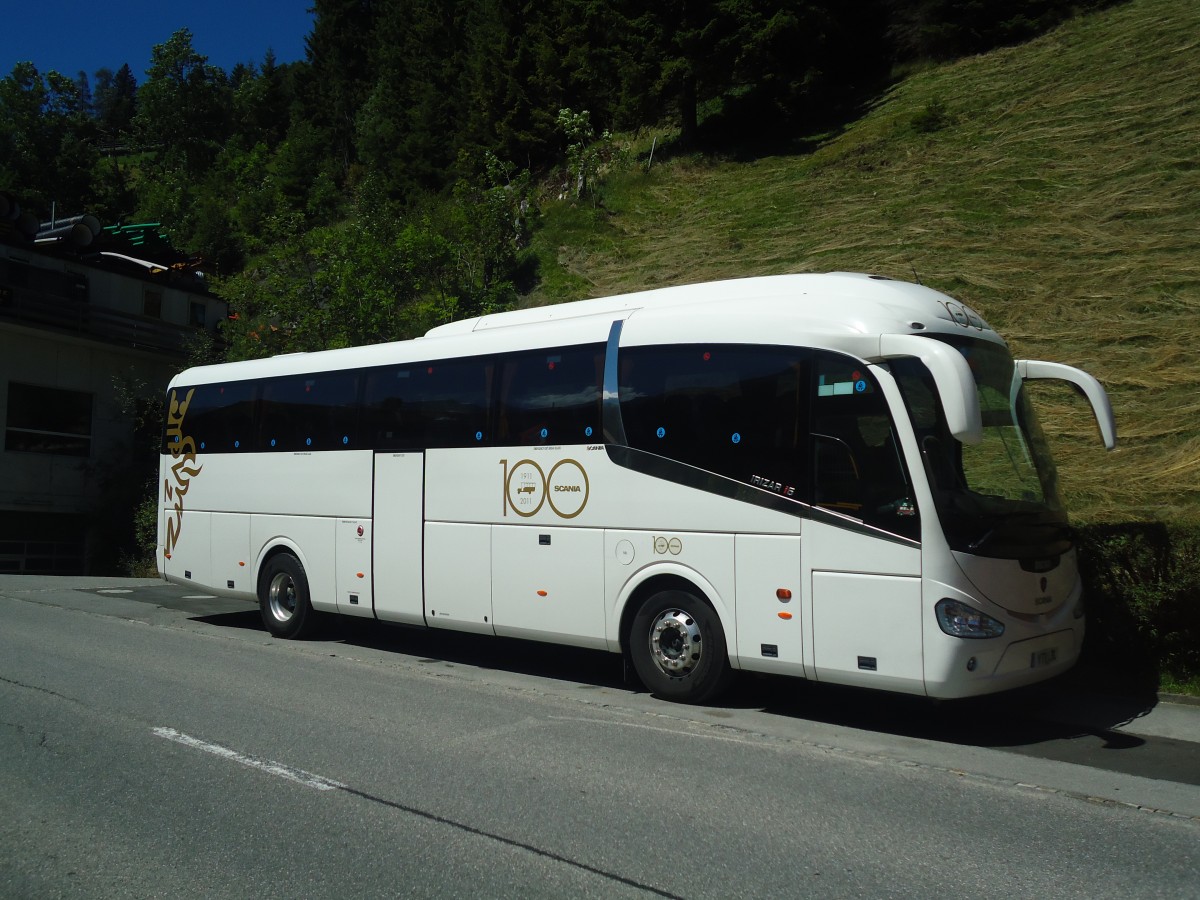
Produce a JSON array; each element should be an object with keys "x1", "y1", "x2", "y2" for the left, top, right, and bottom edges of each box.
[
  {"x1": 652, "y1": 535, "x2": 683, "y2": 555},
  {"x1": 503, "y1": 458, "x2": 547, "y2": 517},
  {"x1": 500, "y1": 457, "x2": 589, "y2": 519},
  {"x1": 163, "y1": 388, "x2": 202, "y2": 558},
  {"x1": 546, "y1": 459, "x2": 589, "y2": 518}
]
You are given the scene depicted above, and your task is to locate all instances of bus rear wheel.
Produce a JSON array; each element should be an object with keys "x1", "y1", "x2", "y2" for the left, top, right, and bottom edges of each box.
[
  {"x1": 630, "y1": 590, "x2": 732, "y2": 704},
  {"x1": 259, "y1": 552, "x2": 318, "y2": 639}
]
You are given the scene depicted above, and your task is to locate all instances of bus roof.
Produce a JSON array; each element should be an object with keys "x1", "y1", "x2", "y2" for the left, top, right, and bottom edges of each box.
[
  {"x1": 170, "y1": 273, "x2": 999, "y2": 388},
  {"x1": 424, "y1": 272, "x2": 994, "y2": 338}
]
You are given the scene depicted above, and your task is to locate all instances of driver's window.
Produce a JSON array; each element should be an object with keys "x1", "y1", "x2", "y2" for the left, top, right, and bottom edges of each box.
[{"x1": 811, "y1": 352, "x2": 919, "y2": 540}]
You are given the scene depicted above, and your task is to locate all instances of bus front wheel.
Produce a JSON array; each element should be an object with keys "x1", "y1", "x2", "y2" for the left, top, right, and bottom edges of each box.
[
  {"x1": 258, "y1": 553, "x2": 318, "y2": 639},
  {"x1": 630, "y1": 590, "x2": 732, "y2": 704}
]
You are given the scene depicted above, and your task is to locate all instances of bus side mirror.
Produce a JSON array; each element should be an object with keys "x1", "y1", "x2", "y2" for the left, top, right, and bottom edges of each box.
[
  {"x1": 1016, "y1": 360, "x2": 1117, "y2": 450},
  {"x1": 879, "y1": 334, "x2": 983, "y2": 445}
]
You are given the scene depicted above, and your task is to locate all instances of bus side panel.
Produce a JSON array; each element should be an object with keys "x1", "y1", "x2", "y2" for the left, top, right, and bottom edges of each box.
[
  {"x1": 373, "y1": 452, "x2": 425, "y2": 626},
  {"x1": 210, "y1": 512, "x2": 253, "y2": 599},
  {"x1": 335, "y1": 518, "x2": 374, "y2": 617},
  {"x1": 425, "y1": 521, "x2": 493, "y2": 634},
  {"x1": 811, "y1": 571, "x2": 923, "y2": 693},
  {"x1": 424, "y1": 444, "x2": 803, "y2": 535},
  {"x1": 250, "y1": 515, "x2": 337, "y2": 613},
  {"x1": 193, "y1": 452, "x2": 373, "y2": 519},
  {"x1": 804, "y1": 520, "x2": 924, "y2": 694},
  {"x1": 492, "y1": 524, "x2": 606, "y2": 649},
  {"x1": 156, "y1": 490, "x2": 166, "y2": 578},
  {"x1": 164, "y1": 510, "x2": 211, "y2": 588},
  {"x1": 734, "y1": 534, "x2": 805, "y2": 677}
]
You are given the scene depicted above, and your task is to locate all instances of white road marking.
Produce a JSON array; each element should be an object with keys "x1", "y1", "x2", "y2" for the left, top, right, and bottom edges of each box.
[
  {"x1": 96, "y1": 589, "x2": 133, "y2": 594},
  {"x1": 152, "y1": 727, "x2": 345, "y2": 791},
  {"x1": 180, "y1": 595, "x2": 218, "y2": 600}
]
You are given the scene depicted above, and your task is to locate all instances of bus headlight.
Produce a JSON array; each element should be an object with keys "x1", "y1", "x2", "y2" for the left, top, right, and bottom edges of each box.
[{"x1": 935, "y1": 598, "x2": 1005, "y2": 639}]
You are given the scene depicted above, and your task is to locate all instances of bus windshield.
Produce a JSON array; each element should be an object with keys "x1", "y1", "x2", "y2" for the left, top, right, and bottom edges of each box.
[{"x1": 891, "y1": 335, "x2": 1068, "y2": 558}]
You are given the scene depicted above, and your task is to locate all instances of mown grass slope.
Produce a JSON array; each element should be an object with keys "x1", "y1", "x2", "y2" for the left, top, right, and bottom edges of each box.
[{"x1": 530, "y1": 0, "x2": 1200, "y2": 525}]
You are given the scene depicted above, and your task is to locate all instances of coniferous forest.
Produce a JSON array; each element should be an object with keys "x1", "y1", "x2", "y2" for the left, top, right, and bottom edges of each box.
[{"x1": 2, "y1": 0, "x2": 1113, "y2": 359}]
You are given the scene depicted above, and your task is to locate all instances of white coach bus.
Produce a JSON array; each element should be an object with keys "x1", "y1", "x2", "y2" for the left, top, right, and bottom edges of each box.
[{"x1": 159, "y1": 273, "x2": 1116, "y2": 703}]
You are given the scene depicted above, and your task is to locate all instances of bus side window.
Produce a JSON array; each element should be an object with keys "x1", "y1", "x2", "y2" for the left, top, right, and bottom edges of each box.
[
  {"x1": 497, "y1": 343, "x2": 603, "y2": 446},
  {"x1": 163, "y1": 385, "x2": 201, "y2": 453},
  {"x1": 363, "y1": 357, "x2": 492, "y2": 450},
  {"x1": 812, "y1": 435, "x2": 862, "y2": 512},
  {"x1": 363, "y1": 367, "x2": 412, "y2": 449},
  {"x1": 811, "y1": 352, "x2": 918, "y2": 539},
  {"x1": 258, "y1": 372, "x2": 359, "y2": 451},
  {"x1": 419, "y1": 358, "x2": 492, "y2": 448},
  {"x1": 619, "y1": 344, "x2": 808, "y2": 496},
  {"x1": 185, "y1": 380, "x2": 257, "y2": 453}
]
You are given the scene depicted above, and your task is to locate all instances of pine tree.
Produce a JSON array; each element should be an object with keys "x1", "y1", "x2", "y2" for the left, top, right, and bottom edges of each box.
[
  {"x1": 93, "y1": 64, "x2": 138, "y2": 145},
  {"x1": 305, "y1": 0, "x2": 379, "y2": 178}
]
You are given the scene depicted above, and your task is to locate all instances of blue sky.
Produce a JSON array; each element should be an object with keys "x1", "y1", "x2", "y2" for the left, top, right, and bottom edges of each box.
[{"x1": 1, "y1": 1, "x2": 315, "y2": 84}]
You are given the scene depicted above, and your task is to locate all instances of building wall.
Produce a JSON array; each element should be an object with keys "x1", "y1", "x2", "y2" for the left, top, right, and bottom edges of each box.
[
  {"x1": 0, "y1": 242, "x2": 226, "y2": 574},
  {"x1": 0, "y1": 324, "x2": 179, "y2": 573}
]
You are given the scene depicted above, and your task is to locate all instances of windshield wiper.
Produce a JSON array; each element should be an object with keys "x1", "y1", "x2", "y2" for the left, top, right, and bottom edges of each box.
[{"x1": 968, "y1": 519, "x2": 1072, "y2": 554}]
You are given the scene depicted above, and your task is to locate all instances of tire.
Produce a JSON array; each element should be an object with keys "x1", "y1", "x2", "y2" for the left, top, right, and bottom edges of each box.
[
  {"x1": 258, "y1": 552, "x2": 319, "y2": 639},
  {"x1": 629, "y1": 589, "x2": 732, "y2": 704}
]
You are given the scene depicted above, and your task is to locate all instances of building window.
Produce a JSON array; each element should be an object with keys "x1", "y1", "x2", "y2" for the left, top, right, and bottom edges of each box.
[
  {"x1": 143, "y1": 288, "x2": 162, "y2": 318},
  {"x1": 2, "y1": 260, "x2": 30, "y2": 288},
  {"x1": 190, "y1": 301, "x2": 206, "y2": 328},
  {"x1": 4, "y1": 382, "x2": 93, "y2": 456}
]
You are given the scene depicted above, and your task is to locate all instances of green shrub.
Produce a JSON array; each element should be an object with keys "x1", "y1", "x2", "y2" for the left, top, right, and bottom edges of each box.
[{"x1": 1075, "y1": 523, "x2": 1200, "y2": 694}]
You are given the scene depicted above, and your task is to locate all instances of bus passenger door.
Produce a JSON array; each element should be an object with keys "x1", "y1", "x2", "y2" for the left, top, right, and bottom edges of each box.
[
  {"x1": 373, "y1": 452, "x2": 425, "y2": 626},
  {"x1": 735, "y1": 534, "x2": 805, "y2": 677}
]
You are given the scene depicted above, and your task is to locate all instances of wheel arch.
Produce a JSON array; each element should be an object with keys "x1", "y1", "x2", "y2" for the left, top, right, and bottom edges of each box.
[
  {"x1": 254, "y1": 538, "x2": 310, "y2": 598},
  {"x1": 614, "y1": 565, "x2": 737, "y2": 669}
]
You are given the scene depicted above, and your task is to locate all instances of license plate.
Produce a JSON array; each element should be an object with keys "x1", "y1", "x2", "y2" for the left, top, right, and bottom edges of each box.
[{"x1": 1030, "y1": 647, "x2": 1058, "y2": 668}]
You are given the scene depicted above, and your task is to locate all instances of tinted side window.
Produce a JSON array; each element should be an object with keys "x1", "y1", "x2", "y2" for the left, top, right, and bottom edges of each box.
[
  {"x1": 185, "y1": 380, "x2": 258, "y2": 452},
  {"x1": 619, "y1": 344, "x2": 808, "y2": 494},
  {"x1": 362, "y1": 356, "x2": 492, "y2": 449},
  {"x1": 811, "y1": 352, "x2": 918, "y2": 539},
  {"x1": 258, "y1": 371, "x2": 359, "y2": 451},
  {"x1": 497, "y1": 344, "x2": 603, "y2": 446}
]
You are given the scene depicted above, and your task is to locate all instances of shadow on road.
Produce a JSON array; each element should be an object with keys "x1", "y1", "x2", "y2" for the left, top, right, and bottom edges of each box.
[{"x1": 190, "y1": 607, "x2": 1195, "y2": 785}]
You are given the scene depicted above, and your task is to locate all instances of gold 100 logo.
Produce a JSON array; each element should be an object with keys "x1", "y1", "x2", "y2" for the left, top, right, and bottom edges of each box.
[{"x1": 500, "y1": 458, "x2": 590, "y2": 519}]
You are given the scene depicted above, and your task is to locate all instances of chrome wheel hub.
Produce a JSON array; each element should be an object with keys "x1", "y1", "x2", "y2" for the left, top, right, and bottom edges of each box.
[
  {"x1": 648, "y1": 609, "x2": 702, "y2": 676},
  {"x1": 268, "y1": 572, "x2": 298, "y2": 623}
]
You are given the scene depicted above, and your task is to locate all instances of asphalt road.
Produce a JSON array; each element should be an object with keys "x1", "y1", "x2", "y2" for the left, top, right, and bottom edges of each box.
[{"x1": 2, "y1": 575, "x2": 1197, "y2": 898}]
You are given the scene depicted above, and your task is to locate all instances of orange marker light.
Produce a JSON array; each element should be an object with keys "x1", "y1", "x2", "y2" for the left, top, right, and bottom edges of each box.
[
  {"x1": 356, "y1": 572, "x2": 364, "y2": 579},
  {"x1": 777, "y1": 611, "x2": 793, "y2": 620},
  {"x1": 537, "y1": 590, "x2": 548, "y2": 597},
  {"x1": 776, "y1": 588, "x2": 792, "y2": 600},
  {"x1": 238, "y1": 561, "x2": 245, "y2": 567}
]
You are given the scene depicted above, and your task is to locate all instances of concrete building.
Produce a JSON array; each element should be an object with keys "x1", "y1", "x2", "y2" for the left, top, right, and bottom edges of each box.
[{"x1": 0, "y1": 221, "x2": 226, "y2": 574}]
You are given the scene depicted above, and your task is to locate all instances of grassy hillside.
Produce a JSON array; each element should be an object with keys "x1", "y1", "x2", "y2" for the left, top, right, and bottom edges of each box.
[{"x1": 530, "y1": 0, "x2": 1200, "y2": 525}]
